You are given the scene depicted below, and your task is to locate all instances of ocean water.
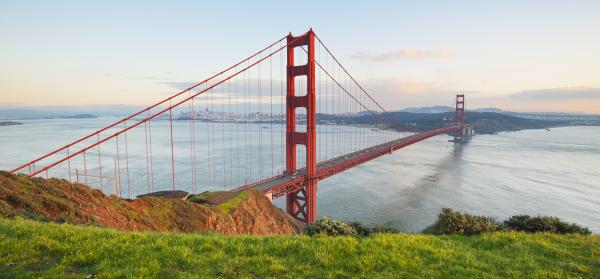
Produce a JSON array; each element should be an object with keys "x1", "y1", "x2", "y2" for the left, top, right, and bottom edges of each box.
[
  {"x1": 1, "y1": 118, "x2": 598, "y2": 232},
  {"x1": 310, "y1": 126, "x2": 600, "y2": 232}
]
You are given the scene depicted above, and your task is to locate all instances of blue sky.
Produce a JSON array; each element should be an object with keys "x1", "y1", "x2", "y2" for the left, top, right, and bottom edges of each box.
[{"x1": 1, "y1": 1, "x2": 599, "y2": 112}]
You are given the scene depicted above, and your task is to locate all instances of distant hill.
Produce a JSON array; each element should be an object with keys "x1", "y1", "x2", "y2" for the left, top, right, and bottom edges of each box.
[
  {"x1": 392, "y1": 111, "x2": 562, "y2": 134},
  {"x1": 398, "y1": 106, "x2": 454, "y2": 113},
  {"x1": 0, "y1": 105, "x2": 141, "y2": 120},
  {"x1": 397, "y1": 106, "x2": 506, "y2": 114},
  {"x1": 322, "y1": 111, "x2": 565, "y2": 134},
  {"x1": 0, "y1": 121, "x2": 22, "y2": 126},
  {"x1": 62, "y1": 113, "x2": 97, "y2": 119}
]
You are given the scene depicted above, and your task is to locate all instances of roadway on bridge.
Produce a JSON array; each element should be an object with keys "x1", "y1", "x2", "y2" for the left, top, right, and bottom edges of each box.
[{"x1": 237, "y1": 125, "x2": 462, "y2": 199}]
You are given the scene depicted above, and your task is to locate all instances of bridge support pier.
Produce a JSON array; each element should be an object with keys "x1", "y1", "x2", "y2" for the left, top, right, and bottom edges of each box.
[{"x1": 285, "y1": 30, "x2": 317, "y2": 223}]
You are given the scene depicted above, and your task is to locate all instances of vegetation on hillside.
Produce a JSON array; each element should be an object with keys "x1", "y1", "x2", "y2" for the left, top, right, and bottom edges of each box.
[
  {"x1": 188, "y1": 190, "x2": 249, "y2": 214},
  {"x1": 304, "y1": 209, "x2": 591, "y2": 237},
  {"x1": 1, "y1": 217, "x2": 597, "y2": 278},
  {"x1": 305, "y1": 217, "x2": 399, "y2": 236},
  {"x1": 325, "y1": 111, "x2": 564, "y2": 134},
  {"x1": 423, "y1": 208, "x2": 591, "y2": 235},
  {"x1": 0, "y1": 171, "x2": 303, "y2": 235},
  {"x1": 422, "y1": 208, "x2": 501, "y2": 235},
  {"x1": 503, "y1": 214, "x2": 592, "y2": 235}
]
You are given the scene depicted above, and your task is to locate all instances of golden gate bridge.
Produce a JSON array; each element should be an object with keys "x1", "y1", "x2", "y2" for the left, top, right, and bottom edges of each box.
[{"x1": 10, "y1": 29, "x2": 472, "y2": 223}]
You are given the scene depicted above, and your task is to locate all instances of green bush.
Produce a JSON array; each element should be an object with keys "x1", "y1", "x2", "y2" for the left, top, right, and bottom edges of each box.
[
  {"x1": 423, "y1": 208, "x2": 500, "y2": 235},
  {"x1": 305, "y1": 217, "x2": 357, "y2": 236},
  {"x1": 305, "y1": 218, "x2": 400, "y2": 236},
  {"x1": 423, "y1": 209, "x2": 592, "y2": 236},
  {"x1": 503, "y1": 215, "x2": 591, "y2": 235}
]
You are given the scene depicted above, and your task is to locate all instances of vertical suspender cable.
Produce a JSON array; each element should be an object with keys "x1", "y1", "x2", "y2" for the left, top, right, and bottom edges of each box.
[
  {"x1": 270, "y1": 49, "x2": 274, "y2": 177},
  {"x1": 144, "y1": 122, "x2": 151, "y2": 193},
  {"x1": 228, "y1": 80, "x2": 233, "y2": 188},
  {"x1": 115, "y1": 135, "x2": 121, "y2": 197},
  {"x1": 280, "y1": 41, "x2": 284, "y2": 174},
  {"x1": 189, "y1": 91, "x2": 197, "y2": 193},
  {"x1": 206, "y1": 83, "x2": 211, "y2": 190},
  {"x1": 169, "y1": 100, "x2": 176, "y2": 190},
  {"x1": 148, "y1": 110, "x2": 154, "y2": 192},
  {"x1": 97, "y1": 134, "x2": 103, "y2": 192},
  {"x1": 235, "y1": 73, "x2": 240, "y2": 186},
  {"x1": 83, "y1": 151, "x2": 88, "y2": 185},
  {"x1": 244, "y1": 64, "x2": 248, "y2": 183},
  {"x1": 258, "y1": 53, "x2": 263, "y2": 179},
  {"x1": 221, "y1": 76, "x2": 226, "y2": 187},
  {"x1": 123, "y1": 122, "x2": 131, "y2": 198},
  {"x1": 66, "y1": 147, "x2": 72, "y2": 182}
]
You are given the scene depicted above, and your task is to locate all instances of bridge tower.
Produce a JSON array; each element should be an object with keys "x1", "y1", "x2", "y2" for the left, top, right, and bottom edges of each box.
[
  {"x1": 285, "y1": 30, "x2": 317, "y2": 223},
  {"x1": 454, "y1": 94, "x2": 466, "y2": 142}
]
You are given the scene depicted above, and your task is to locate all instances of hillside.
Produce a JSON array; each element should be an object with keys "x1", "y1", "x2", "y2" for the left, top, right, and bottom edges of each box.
[
  {"x1": 393, "y1": 111, "x2": 560, "y2": 134},
  {"x1": 0, "y1": 171, "x2": 303, "y2": 235},
  {"x1": 0, "y1": 217, "x2": 598, "y2": 278},
  {"x1": 340, "y1": 111, "x2": 564, "y2": 134}
]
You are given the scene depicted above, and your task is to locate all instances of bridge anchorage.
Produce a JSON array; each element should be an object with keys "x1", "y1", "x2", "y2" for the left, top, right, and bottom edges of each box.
[{"x1": 10, "y1": 28, "x2": 472, "y2": 224}]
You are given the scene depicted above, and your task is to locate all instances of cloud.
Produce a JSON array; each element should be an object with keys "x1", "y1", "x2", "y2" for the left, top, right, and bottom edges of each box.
[
  {"x1": 365, "y1": 78, "x2": 478, "y2": 97},
  {"x1": 104, "y1": 73, "x2": 175, "y2": 80},
  {"x1": 510, "y1": 87, "x2": 600, "y2": 100},
  {"x1": 351, "y1": 48, "x2": 451, "y2": 62},
  {"x1": 360, "y1": 78, "x2": 476, "y2": 109},
  {"x1": 158, "y1": 81, "x2": 198, "y2": 91}
]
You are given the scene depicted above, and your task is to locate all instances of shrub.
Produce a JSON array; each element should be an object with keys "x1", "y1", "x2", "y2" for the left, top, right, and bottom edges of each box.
[
  {"x1": 504, "y1": 215, "x2": 591, "y2": 235},
  {"x1": 423, "y1": 208, "x2": 500, "y2": 235},
  {"x1": 187, "y1": 191, "x2": 215, "y2": 204},
  {"x1": 305, "y1": 217, "x2": 357, "y2": 236},
  {"x1": 305, "y1": 218, "x2": 400, "y2": 237}
]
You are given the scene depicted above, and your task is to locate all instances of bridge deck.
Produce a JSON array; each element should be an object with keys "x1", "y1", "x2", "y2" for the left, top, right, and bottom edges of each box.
[{"x1": 235, "y1": 125, "x2": 462, "y2": 199}]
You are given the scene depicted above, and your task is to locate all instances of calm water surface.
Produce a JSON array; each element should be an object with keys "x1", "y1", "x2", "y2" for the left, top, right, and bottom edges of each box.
[
  {"x1": 1, "y1": 119, "x2": 598, "y2": 232},
  {"x1": 310, "y1": 126, "x2": 600, "y2": 232}
]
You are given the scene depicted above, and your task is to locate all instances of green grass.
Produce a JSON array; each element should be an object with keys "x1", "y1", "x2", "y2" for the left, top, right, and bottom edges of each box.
[
  {"x1": 187, "y1": 190, "x2": 248, "y2": 214},
  {"x1": 215, "y1": 191, "x2": 247, "y2": 214},
  {"x1": 1, "y1": 217, "x2": 598, "y2": 278},
  {"x1": 187, "y1": 191, "x2": 228, "y2": 204}
]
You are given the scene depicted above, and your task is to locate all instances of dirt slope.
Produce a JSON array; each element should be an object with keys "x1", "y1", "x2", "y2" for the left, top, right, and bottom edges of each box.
[{"x1": 0, "y1": 171, "x2": 303, "y2": 235}]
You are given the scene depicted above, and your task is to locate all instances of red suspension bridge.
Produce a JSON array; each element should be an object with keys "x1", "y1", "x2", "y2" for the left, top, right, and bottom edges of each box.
[{"x1": 10, "y1": 29, "x2": 472, "y2": 223}]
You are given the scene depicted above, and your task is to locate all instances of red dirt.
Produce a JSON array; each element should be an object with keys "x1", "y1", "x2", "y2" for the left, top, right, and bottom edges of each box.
[{"x1": 0, "y1": 171, "x2": 304, "y2": 235}]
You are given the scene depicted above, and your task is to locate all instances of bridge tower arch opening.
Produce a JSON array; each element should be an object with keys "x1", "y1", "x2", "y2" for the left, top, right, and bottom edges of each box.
[{"x1": 285, "y1": 29, "x2": 317, "y2": 223}]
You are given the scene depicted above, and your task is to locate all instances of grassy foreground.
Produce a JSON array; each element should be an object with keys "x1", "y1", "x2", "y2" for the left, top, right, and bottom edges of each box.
[{"x1": 1, "y1": 217, "x2": 598, "y2": 278}]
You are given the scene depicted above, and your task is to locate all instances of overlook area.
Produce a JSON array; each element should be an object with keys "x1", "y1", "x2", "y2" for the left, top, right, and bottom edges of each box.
[{"x1": 1, "y1": 172, "x2": 598, "y2": 278}]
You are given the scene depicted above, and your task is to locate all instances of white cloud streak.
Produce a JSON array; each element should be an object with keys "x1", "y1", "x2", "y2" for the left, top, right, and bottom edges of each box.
[{"x1": 351, "y1": 49, "x2": 451, "y2": 62}]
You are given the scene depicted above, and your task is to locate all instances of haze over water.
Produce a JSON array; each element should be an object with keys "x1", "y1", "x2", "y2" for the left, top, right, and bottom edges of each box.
[{"x1": 1, "y1": 119, "x2": 598, "y2": 232}]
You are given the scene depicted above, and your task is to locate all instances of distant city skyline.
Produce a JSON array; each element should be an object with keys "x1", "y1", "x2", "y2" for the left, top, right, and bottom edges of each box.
[{"x1": 1, "y1": 1, "x2": 599, "y2": 113}]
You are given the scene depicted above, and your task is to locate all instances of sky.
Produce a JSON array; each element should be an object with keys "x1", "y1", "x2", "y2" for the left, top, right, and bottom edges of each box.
[{"x1": 1, "y1": 0, "x2": 599, "y2": 113}]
